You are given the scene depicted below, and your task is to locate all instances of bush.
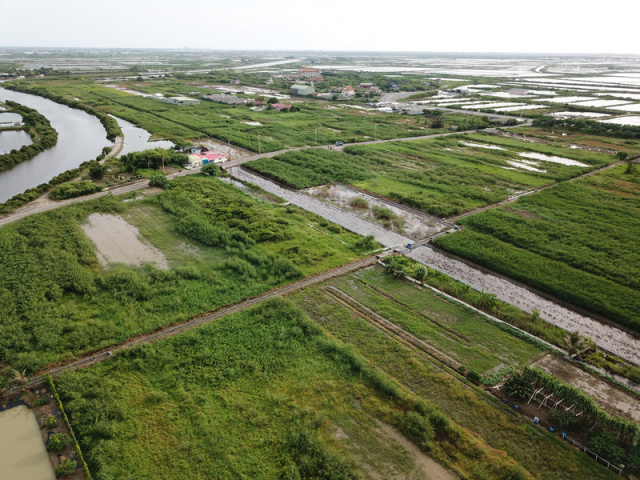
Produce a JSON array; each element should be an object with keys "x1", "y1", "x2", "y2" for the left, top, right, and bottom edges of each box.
[
  {"x1": 49, "y1": 180, "x2": 101, "y2": 200},
  {"x1": 467, "y1": 371, "x2": 482, "y2": 384},
  {"x1": 349, "y1": 197, "x2": 369, "y2": 209},
  {"x1": 47, "y1": 433, "x2": 72, "y2": 451},
  {"x1": 55, "y1": 459, "x2": 76, "y2": 477},
  {"x1": 43, "y1": 415, "x2": 57, "y2": 429}
]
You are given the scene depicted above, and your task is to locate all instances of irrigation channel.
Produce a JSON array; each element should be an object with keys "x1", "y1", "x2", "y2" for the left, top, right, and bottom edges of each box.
[{"x1": 227, "y1": 166, "x2": 640, "y2": 365}]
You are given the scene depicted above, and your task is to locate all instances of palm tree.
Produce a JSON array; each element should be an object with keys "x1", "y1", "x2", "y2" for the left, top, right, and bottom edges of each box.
[
  {"x1": 562, "y1": 331, "x2": 594, "y2": 360},
  {"x1": 11, "y1": 369, "x2": 29, "y2": 391},
  {"x1": 414, "y1": 266, "x2": 427, "y2": 283},
  {"x1": 475, "y1": 290, "x2": 498, "y2": 312}
]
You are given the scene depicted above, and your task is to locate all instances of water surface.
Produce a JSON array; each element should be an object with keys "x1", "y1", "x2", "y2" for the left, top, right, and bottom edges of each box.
[
  {"x1": 0, "y1": 87, "x2": 111, "y2": 203},
  {"x1": 0, "y1": 130, "x2": 32, "y2": 154},
  {"x1": 0, "y1": 405, "x2": 56, "y2": 480}
]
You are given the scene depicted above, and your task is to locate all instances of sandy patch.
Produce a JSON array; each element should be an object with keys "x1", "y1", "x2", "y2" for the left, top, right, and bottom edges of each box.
[
  {"x1": 375, "y1": 420, "x2": 457, "y2": 480},
  {"x1": 82, "y1": 213, "x2": 169, "y2": 269},
  {"x1": 531, "y1": 353, "x2": 640, "y2": 424}
]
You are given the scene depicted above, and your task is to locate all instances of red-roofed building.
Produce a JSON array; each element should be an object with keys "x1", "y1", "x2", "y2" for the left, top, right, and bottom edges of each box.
[
  {"x1": 187, "y1": 152, "x2": 228, "y2": 167},
  {"x1": 341, "y1": 86, "x2": 355, "y2": 97},
  {"x1": 271, "y1": 103, "x2": 292, "y2": 111}
]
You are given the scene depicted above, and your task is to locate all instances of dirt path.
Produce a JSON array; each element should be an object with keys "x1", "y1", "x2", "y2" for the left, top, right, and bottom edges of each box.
[{"x1": 21, "y1": 255, "x2": 386, "y2": 388}]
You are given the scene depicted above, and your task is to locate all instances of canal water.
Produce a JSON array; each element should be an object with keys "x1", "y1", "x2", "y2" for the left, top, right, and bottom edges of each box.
[
  {"x1": 111, "y1": 115, "x2": 174, "y2": 157},
  {"x1": 0, "y1": 87, "x2": 112, "y2": 203},
  {"x1": 0, "y1": 405, "x2": 56, "y2": 480}
]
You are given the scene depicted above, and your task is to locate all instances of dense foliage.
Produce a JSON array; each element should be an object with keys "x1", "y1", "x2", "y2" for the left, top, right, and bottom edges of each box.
[
  {"x1": 49, "y1": 180, "x2": 102, "y2": 200},
  {"x1": 119, "y1": 148, "x2": 187, "y2": 173},
  {"x1": 0, "y1": 176, "x2": 363, "y2": 375},
  {"x1": 56, "y1": 298, "x2": 532, "y2": 479},
  {"x1": 0, "y1": 101, "x2": 58, "y2": 172},
  {"x1": 533, "y1": 115, "x2": 640, "y2": 140},
  {"x1": 435, "y1": 166, "x2": 640, "y2": 331}
]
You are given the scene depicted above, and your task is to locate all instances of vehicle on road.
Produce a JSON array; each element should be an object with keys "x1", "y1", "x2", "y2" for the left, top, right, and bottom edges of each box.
[{"x1": 335, "y1": 141, "x2": 344, "y2": 146}]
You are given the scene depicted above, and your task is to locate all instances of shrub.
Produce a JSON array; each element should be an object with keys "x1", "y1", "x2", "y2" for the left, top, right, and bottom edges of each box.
[
  {"x1": 372, "y1": 205, "x2": 395, "y2": 221},
  {"x1": 467, "y1": 371, "x2": 482, "y2": 384},
  {"x1": 55, "y1": 459, "x2": 76, "y2": 477},
  {"x1": 43, "y1": 415, "x2": 57, "y2": 429},
  {"x1": 49, "y1": 180, "x2": 101, "y2": 200},
  {"x1": 349, "y1": 197, "x2": 369, "y2": 209},
  {"x1": 47, "y1": 433, "x2": 72, "y2": 451}
]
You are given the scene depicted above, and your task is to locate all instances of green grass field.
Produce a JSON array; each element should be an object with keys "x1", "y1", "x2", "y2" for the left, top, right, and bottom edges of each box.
[
  {"x1": 55, "y1": 297, "x2": 535, "y2": 480},
  {"x1": 434, "y1": 165, "x2": 640, "y2": 331},
  {"x1": 247, "y1": 133, "x2": 617, "y2": 216},
  {"x1": 290, "y1": 276, "x2": 619, "y2": 480},
  {"x1": 9, "y1": 80, "x2": 462, "y2": 151},
  {"x1": 0, "y1": 175, "x2": 367, "y2": 375}
]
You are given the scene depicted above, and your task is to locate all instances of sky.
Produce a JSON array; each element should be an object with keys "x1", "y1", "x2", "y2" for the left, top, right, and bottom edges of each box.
[{"x1": 1, "y1": 0, "x2": 638, "y2": 55}]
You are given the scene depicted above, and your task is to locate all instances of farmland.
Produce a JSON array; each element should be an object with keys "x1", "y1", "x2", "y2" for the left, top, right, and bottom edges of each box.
[
  {"x1": 247, "y1": 133, "x2": 617, "y2": 216},
  {"x1": 434, "y1": 164, "x2": 640, "y2": 332},
  {"x1": 52, "y1": 272, "x2": 620, "y2": 480},
  {"x1": 0, "y1": 175, "x2": 367, "y2": 375},
  {"x1": 6, "y1": 80, "x2": 468, "y2": 152},
  {"x1": 290, "y1": 269, "x2": 624, "y2": 480}
]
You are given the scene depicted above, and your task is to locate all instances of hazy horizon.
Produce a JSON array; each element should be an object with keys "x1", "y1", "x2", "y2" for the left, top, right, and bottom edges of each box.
[{"x1": 1, "y1": 0, "x2": 638, "y2": 56}]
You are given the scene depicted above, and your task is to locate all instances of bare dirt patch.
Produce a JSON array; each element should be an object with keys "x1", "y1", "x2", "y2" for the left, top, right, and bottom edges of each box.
[
  {"x1": 374, "y1": 420, "x2": 458, "y2": 480},
  {"x1": 531, "y1": 353, "x2": 640, "y2": 424},
  {"x1": 82, "y1": 213, "x2": 169, "y2": 269}
]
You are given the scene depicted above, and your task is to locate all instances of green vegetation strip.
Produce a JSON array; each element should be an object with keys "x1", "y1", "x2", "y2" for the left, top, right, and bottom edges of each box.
[
  {"x1": 0, "y1": 101, "x2": 58, "y2": 172},
  {"x1": 45, "y1": 375, "x2": 93, "y2": 479},
  {"x1": 247, "y1": 133, "x2": 616, "y2": 216},
  {"x1": 434, "y1": 165, "x2": 640, "y2": 332}
]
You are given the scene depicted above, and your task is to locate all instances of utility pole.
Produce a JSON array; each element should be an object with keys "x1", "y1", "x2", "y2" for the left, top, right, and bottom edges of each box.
[{"x1": 258, "y1": 134, "x2": 261, "y2": 154}]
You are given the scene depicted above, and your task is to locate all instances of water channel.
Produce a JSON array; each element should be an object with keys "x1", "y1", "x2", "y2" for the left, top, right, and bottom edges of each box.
[
  {"x1": 0, "y1": 405, "x2": 56, "y2": 480},
  {"x1": 110, "y1": 115, "x2": 174, "y2": 157},
  {"x1": 0, "y1": 87, "x2": 112, "y2": 203},
  {"x1": 228, "y1": 166, "x2": 639, "y2": 364}
]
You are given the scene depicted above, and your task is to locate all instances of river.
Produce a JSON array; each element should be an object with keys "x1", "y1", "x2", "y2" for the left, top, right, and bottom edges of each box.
[{"x1": 0, "y1": 87, "x2": 112, "y2": 203}]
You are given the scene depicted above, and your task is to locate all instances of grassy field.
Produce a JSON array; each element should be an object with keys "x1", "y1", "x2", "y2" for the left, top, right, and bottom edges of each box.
[
  {"x1": 434, "y1": 164, "x2": 640, "y2": 332},
  {"x1": 290, "y1": 276, "x2": 620, "y2": 480},
  {"x1": 0, "y1": 175, "x2": 367, "y2": 376},
  {"x1": 8, "y1": 80, "x2": 466, "y2": 151},
  {"x1": 325, "y1": 266, "x2": 543, "y2": 374},
  {"x1": 247, "y1": 133, "x2": 617, "y2": 216},
  {"x1": 55, "y1": 297, "x2": 534, "y2": 480}
]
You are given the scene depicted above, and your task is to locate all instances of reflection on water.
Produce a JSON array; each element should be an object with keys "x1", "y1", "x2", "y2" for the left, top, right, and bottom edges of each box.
[
  {"x1": 0, "y1": 87, "x2": 111, "y2": 203},
  {"x1": 0, "y1": 130, "x2": 33, "y2": 154},
  {"x1": 0, "y1": 405, "x2": 56, "y2": 480},
  {"x1": 110, "y1": 115, "x2": 174, "y2": 157}
]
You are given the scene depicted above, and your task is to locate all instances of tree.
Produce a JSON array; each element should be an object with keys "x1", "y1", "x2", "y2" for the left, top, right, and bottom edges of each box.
[
  {"x1": 504, "y1": 372, "x2": 533, "y2": 399},
  {"x1": 148, "y1": 172, "x2": 169, "y2": 189},
  {"x1": 201, "y1": 163, "x2": 221, "y2": 177},
  {"x1": 617, "y1": 151, "x2": 629, "y2": 161},
  {"x1": 414, "y1": 266, "x2": 428, "y2": 283},
  {"x1": 89, "y1": 163, "x2": 105, "y2": 180},
  {"x1": 562, "y1": 331, "x2": 595, "y2": 360},
  {"x1": 11, "y1": 368, "x2": 29, "y2": 391}
]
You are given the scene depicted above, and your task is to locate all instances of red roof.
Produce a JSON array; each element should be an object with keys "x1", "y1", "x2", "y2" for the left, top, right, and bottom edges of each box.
[
  {"x1": 343, "y1": 86, "x2": 355, "y2": 91},
  {"x1": 192, "y1": 153, "x2": 227, "y2": 161}
]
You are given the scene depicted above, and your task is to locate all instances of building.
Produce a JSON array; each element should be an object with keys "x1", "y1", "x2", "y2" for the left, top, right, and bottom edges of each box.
[
  {"x1": 271, "y1": 103, "x2": 292, "y2": 111},
  {"x1": 162, "y1": 96, "x2": 200, "y2": 106},
  {"x1": 290, "y1": 84, "x2": 315, "y2": 96},
  {"x1": 187, "y1": 152, "x2": 228, "y2": 167},
  {"x1": 298, "y1": 68, "x2": 321, "y2": 78},
  {"x1": 358, "y1": 83, "x2": 375, "y2": 89},
  {"x1": 341, "y1": 86, "x2": 355, "y2": 97},
  {"x1": 202, "y1": 94, "x2": 246, "y2": 105},
  {"x1": 230, "y1": 78, "x2": 241, "y2": 85}
]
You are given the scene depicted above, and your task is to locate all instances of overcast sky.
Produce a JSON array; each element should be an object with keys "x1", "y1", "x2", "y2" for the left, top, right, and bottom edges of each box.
[{"x1": 1, "y1": 0, "x2": 638, "y2": 55}]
